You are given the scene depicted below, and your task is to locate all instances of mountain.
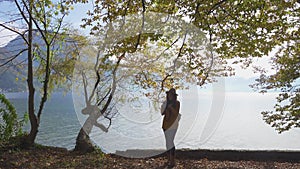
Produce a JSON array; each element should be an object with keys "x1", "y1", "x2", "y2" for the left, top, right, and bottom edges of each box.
[
  {"x1": 0, "y1": 31, "x2": 77, "y2": 92},
  {"x1": 0, "y1": 21, "x2": 20, "y2": 48},
  {"x1": 0, "y1": 35, "x2": 28, "y2": 92}
]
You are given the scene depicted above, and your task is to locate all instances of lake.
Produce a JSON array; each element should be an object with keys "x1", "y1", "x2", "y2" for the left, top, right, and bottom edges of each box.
[
  {"x1": 5, "y1": 86, "x2": 300, "y2": 154},
  {"x1": 6, "y1": 92, "x2": 80, "y2": 150}
]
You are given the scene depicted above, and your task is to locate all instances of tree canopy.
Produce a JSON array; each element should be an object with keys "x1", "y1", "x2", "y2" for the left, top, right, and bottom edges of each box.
[{"x1": 76, "y1": 0, "x2": 300, "y2": 133}]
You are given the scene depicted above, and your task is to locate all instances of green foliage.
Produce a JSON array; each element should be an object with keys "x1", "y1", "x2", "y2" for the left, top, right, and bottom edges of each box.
[
  {"x1": 80, "y1": 0, "x2": 299, "y2": 61},
  {"x1": 75, "y1": 0, "x2": 300, "y2": 132},
  {"x1": 252, "y1": 43, "x2": 300, "y2": 133},
  {"x1": 30, "y1": 0, "x2": 83, "y2": 95},
  {"x1": 0, "y1": 94, "x2": 28, "y2": 142},
  {"x1": 34, "y1": 32, "x2": 85, "y2": 94},
  {"x1": 77, "y1": 0, "x2": 299, "y2": 90}
]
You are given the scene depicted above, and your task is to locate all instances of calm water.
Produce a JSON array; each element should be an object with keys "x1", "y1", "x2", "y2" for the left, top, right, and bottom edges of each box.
[
  {"x1": 5, "y1": 89, "x2": 300, "y2": 152},
  {"x1": 7, "y1": 92, "x2": 81, "y2": 150}
]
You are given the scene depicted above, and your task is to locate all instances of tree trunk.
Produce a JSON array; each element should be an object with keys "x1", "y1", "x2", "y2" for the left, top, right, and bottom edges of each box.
[
  {"x1": 74, "y1": 115, "x2": 95, "y2": 153},
  {"x1": 74, "y1": 128, "x2": 95, "y2": 153},
  {"x1": 74, "y1": 55, "x2": 122, "y2": 153},
  {"x1": 23, "y1": 0, "x2": 39, "y2": 147}
]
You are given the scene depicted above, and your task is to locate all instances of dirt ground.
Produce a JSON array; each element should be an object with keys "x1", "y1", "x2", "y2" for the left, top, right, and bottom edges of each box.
[{"x1": 1, "y1": 145, "x2": 300, "y2": 169}]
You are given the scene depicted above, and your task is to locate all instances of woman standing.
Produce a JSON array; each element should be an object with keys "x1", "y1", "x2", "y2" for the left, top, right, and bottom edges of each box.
[{"x1": 161, "y1": 88, "x2": 180, "y2": 168}]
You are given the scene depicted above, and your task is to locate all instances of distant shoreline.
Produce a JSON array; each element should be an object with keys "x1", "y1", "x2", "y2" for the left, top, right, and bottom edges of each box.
[
  {"x1": 2, "y1": 91, "x2": 72, "y2": 99},
  {"x1": 2, "y1": 92, "x2": 28, "y2": 99}
]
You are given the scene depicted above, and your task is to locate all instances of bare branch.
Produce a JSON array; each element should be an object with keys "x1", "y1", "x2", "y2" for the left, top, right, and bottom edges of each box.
[
  {"x1": 102, "y1": 102, "x2": 118, "y2": 130},
  {"x1": 0, "y1": 48, "x2": 28, "y2": 67},
  {"x1": 133, "y1": 0, "x2": 146, "y2": 51},
  {"x1": 82, "y1": 71, "x2": 89, "y2": 106},
  {"x1": 21, "y1": 0, "x2": 47, "y2": 44},
  {"x1": 100, "y1": 52, "x2": 125, "y2": 115},
  {"x1": 146, "y1": 35, "x2": 181, "y2": 64},
  {"x1": 0, "y1": 48, "x2": 28, "y2": 55},
  {"x1": 207, "y1": 0, "x2": 228, "y2": 15},
  {"x1": 49, "y1": 14, "x2": 66, "y2": 44},
  {"x1": 97, "y1": 88, "x2": 112, "y2": 106},
  {"x1": 14, "y1": 0, "x2": 29, "y2": 24},
  {"x1": 1, "y1": 18, "x2": 24, "y2": 25},
  {"x1": 88, "y1": 49, "x2": 101, "y2": 103},
  {"x1": 197, "y1": 26, "x2": 214, "y2": 86},
  {"x1": 0, "y1": 23, "x2": 28, "y2": 45},
  {"x1": 0, "y1": 58, "x2": 27, "y2": 75},
  {"x1": 220, "y1": 6, "x2": 251, "y2": 26},
  {"x1": 171, "y1": 31, "x2": 187, "y2": 75}
]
